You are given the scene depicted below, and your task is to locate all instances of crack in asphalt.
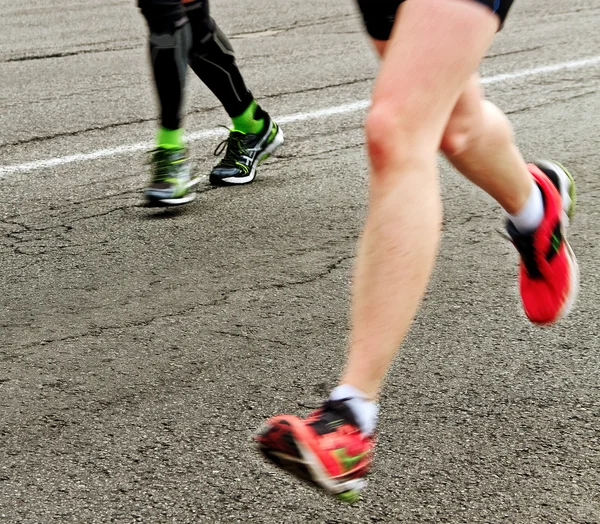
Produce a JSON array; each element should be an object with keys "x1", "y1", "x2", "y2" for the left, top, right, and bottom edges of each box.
[
  {"x1": 232, "y1": 13, "x2": 357, "y2": 38},
  {"x1": 2, "y1": 44, "x2": 140, "y2": 64},
  {"x1": 275, "y1": 142, "x2": 364, "y2": 164},
  {"x1": 1, "y1": 190, "x2": 140, "y2": 222},
  {"x1": 552, "y1": 6, "x2": 600, "y2": 15},
  {"x1": 0, "y1": 82, "x2": 145, "y2": 111},
  {"x1": 0, "y1": 186, "x2": 229, "y2": 256},
  {"x1": 506, "y1": 89, "x2": 597, "y2": 116},
  {"x1": 0, "y1": 206, "x2": 135, "y2": 257},
  {"x1": 4, "y1": 254, "x2": 353, "y2": 353},
  {"x1": 0, "y1": 117, "x2": 164, "y2": 149},
  {"x1": 1, "y1": 206, "x2": 130, "y2": 240},
  {"x1": 211, "y1": 330, "x2": 291, "y2": 348},
  {"x1": 486, "y1": 46, "x2": 544, "y2": 59}
]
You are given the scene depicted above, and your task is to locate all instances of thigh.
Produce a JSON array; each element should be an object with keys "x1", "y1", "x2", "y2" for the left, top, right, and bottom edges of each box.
[
  {"x1": 369, "y1": 0, "x2": 498, "y2": 143},
  {"x1": 183, "y1": 0, "x2": 215, "y2": 38}
]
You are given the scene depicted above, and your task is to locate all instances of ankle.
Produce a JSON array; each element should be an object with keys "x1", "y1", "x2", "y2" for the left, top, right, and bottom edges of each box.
[
  {"x1": 506, "y1": 180, "x2": 544, "y2": 234},
  {"x1": 157, "y1": 127, "x2": 184, "y2": 149},
  {"x1": 330, "y1": 384, "x2": 379, "y2": 436},
  {"x1": 231, "y1": 100, "x2": 265, "y2": 134}
]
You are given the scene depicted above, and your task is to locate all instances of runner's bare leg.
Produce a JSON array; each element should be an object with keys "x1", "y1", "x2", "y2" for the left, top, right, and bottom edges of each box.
[{"x1": 340, "y1": 0, "x2": 501, "y2": 399}]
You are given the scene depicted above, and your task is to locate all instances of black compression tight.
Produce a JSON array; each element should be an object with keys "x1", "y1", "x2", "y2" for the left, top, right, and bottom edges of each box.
[
  {"x1": 186, "y1": 4, "x2": 254, "y2": 119},
  {"x1": 139, "y1": 0, "x2": 254, "y2": 130}
]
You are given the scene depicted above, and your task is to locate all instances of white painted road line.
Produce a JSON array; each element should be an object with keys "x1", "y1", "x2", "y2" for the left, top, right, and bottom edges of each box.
[{"x1": 1, "y1": 55, "x2": 599, "y2": 177}]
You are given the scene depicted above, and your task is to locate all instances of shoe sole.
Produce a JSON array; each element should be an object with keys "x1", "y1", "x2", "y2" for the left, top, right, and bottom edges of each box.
[
  {"x1": 144, "y1": 175, "x2": 202, "y2": 207},
  {"x1": 210, "y1": 127, "x2": 284, "y2": 186},
  {"x1": 257, "y1": 422, "x2": 365, "y2": 502},
  {"x1": 535, "y1": 160, "x2": 580, "y2": 322}
]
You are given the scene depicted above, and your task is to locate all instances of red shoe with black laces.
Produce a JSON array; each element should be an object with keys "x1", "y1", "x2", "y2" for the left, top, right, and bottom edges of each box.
[
  {"x1": 256, "y1": 400, "x2": 374, "y2": 502},
  {"x1": 506, "y1": 160, "x2": 579, "y2": 324}
]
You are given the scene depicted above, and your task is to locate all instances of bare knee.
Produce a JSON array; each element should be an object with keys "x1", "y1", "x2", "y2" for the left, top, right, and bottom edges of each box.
[
  {"x1": 365, "y1": 102, "x2": 396, "y2": 172},
  {"x1": 365, "y1": 100, "x2": 435, "y2": 181}
]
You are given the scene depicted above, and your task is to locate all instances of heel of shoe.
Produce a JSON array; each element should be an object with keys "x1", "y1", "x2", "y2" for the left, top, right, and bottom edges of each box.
[
  {"x1": 537, "y1": 160, "x2": 576, "y2": 221},
  {"x1": 552, "y1": 160, "x2": 576, "y2": 220}
]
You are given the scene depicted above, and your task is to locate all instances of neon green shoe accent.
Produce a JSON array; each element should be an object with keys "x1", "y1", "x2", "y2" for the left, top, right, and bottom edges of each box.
[
  {"x1": 550, "y1": 232, "x2": 561, "y2": 254},
  {"x1": 231, "y1": 100, "x2": 264, "y2": 134},
  {"x1": 332, "y1": 449, "x2": 367, "y2": 471},
  {"x1": 258, "y1": 123, "x2": 278, "y2": 166},
  {"x1": 337, "y1": 490, "x2": 361, "y2": 503},
  {"x1": 157, "y1": 127, "x2": 184, "y2": 150},
  {"x1": 266, "y1": 122, "x2": 278, "y2": 143},
  {"x1": 233, "y1": 161, "x2": 250, "y2": 174}
]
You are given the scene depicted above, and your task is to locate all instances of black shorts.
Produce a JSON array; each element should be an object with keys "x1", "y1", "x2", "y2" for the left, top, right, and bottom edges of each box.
[
  {"x1": 356, "y1": 0, "x2": 514, "y2": 41},
  {"x1": 137, "y1": 0, "x2": 205, "y2": 9}
]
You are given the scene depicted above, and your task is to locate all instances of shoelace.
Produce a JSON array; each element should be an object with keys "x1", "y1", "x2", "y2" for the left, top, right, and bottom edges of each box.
[
  {"x1": 308, "y1": 399, "x2": 359, "y2": 436},
  {"x1": 213, "y1": 130, "x2": 248, "y2": 168}
]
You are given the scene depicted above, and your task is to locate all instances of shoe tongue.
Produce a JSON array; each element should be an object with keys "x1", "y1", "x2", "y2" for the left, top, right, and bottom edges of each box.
[
  {"x1": 229, "y1": 130, "x2": 253, "y2": 146},
  {"x1": 309, "y1": 399, "x2": 359, "y2": 436}
]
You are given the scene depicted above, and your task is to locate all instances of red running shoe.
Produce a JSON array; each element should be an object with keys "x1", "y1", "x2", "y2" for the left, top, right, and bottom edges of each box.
[
  {"x1": 256, "y1": 400, "x2": 374, "y2": 502},
  {"x1": 506, "y1": 160, "x2": 579, "y2": 324}
]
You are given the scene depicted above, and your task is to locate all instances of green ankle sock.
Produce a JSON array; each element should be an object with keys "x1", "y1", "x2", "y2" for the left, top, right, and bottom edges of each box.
[
  {"x1": 231, "y1": 100, "x2": 264, "y2": 135},
  {"x1": 157, "y1": 127, "x2": 184, "y2": 149}
]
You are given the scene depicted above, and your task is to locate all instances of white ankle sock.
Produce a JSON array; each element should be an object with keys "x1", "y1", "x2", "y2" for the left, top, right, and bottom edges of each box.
[
  {"x1": 330, "y1": 384, "x2": 379, "y2": 436},
  {"x1": 507, "y1": 181, "x2": 544, "y2": 234}
]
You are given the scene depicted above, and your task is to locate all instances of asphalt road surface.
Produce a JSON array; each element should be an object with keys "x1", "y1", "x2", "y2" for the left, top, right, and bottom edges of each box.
[{"x1": 1, "y1": 0, "x2": 599, "y2": 522}]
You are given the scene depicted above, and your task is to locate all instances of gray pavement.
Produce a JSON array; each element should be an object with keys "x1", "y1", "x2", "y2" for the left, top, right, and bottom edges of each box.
[{"x1": 1, "y1": 0, "x2": 599, "y2": 522}]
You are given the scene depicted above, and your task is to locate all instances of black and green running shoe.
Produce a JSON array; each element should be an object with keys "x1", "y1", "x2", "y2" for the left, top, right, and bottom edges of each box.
[
  {"x1": 209, "y1": 113, "x2": 284, "y2": 186},
  {"x1": 144, "y1": 147, "x2": 201, "y2": 206}
]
